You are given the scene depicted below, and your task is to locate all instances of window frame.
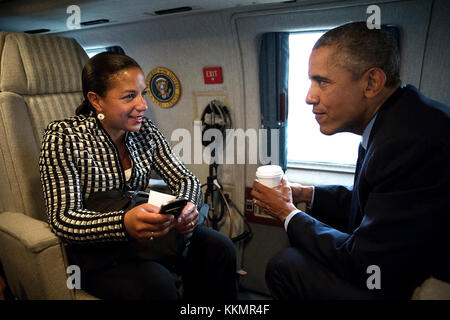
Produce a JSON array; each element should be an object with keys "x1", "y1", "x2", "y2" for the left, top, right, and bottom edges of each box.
[
  {"x1": 286, "y1": 27, "x2": 356, "y2": 185},
  {"x1": 286, "y1": 29, "x2": 358, "y2": 179}
]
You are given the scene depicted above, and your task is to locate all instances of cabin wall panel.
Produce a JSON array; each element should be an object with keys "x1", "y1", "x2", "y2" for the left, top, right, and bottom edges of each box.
[{"x1": 420, "y1": 0, "x2": 450, "y2": 105}]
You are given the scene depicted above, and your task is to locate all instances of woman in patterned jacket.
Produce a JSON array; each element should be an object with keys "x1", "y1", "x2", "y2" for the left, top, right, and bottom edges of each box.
[{"x1": 39, "y1": 52, "x2": 237, "y2": 300}]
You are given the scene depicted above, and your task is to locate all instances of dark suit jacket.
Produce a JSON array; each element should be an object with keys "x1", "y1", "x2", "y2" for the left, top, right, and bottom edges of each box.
[{"x1": 287, "y1": 85, "x2": 450, "y2": 298}]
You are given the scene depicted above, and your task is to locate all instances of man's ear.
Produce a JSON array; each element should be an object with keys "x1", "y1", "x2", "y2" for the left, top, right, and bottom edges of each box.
[
  {"x1": 87, "y1": 91, "x2": 102, "y2": 114},
  {"x1": 363, "y1": 67, "x2": 387, "y2": 98}
]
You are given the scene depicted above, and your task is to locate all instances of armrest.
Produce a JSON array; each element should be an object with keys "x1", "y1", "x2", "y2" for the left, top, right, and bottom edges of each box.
[
  {"x1": 0, "y1": 211, "x2": 59, "y2": 253},
  {"x1": 0, "y1": 211, "x2": 75, "y2": 299},
  {"x1": 0, "y1": 211, "x2": 99, "y2": 300}
]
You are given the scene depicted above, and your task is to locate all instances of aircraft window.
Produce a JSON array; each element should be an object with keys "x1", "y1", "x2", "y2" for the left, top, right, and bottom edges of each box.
[
  {"x1": 287, "y1": 31, "x2": 360, "y2": 173},
  {"x1": 84, "y1": 45, "x2": 125, "y2": 58}
]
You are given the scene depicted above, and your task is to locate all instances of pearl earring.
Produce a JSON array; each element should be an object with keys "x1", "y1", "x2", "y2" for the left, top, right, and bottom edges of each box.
[{"x1": 97, "y1": 113, "x2": 105, "y2": 120}]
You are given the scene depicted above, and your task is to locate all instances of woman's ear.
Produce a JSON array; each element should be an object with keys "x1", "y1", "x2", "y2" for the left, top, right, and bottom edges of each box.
[{"x1": 87, "y1": 91, "x2": 102, "y2": 114}]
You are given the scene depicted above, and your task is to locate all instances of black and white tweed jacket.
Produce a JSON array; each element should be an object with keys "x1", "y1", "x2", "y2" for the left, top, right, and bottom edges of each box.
[{"x1": 39, "y1": 114, "x2": 201, "y2": 244}]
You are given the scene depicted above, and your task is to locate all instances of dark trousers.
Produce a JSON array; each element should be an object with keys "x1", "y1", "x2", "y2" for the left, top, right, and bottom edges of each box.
[
  {"x1": 265, "y1": 247, "x2": 388, "y2": 300},
  {"x1": 82, "y1": 225, "x2": 237, "y2": 300}
]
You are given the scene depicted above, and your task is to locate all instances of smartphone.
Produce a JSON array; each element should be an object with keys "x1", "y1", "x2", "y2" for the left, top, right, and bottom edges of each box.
[{"x1": 160, "y1": 198, "x2": 188, "y2": 219}]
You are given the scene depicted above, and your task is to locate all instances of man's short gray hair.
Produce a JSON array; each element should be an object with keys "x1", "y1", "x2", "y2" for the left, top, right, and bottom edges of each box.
[{"x1": 313, "y1": 21, "x2": 401, "y2": 87}]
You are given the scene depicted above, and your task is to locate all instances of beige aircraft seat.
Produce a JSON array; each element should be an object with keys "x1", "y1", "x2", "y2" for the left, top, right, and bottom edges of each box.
[
  {"x1": 0, "y1": 30, "x2": 9, "y2": 299},
  {"x1": 0, "y1": 31, "x2": 6, "y2": 56},
  {"x1": 0, "y1": 32, "x2": 97, "y2": 299},
  {"x1": 412, "y1": 277, "x2": 450, "y2": 300}
]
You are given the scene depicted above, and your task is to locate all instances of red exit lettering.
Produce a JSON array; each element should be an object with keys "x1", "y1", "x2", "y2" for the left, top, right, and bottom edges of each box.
[{"x1": 203, "y1": 67, "x2": 223, "y2": 84}]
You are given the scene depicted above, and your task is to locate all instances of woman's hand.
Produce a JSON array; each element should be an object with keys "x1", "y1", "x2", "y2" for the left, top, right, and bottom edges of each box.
[
  {"x1": 123, "y1": 203, "x2": 175, "y2": 243},
  {"x1": 173, "y1": 201, "x2": 199, "y2": 235}
]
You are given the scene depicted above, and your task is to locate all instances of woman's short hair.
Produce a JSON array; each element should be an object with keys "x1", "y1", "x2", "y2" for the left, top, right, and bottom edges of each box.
[
  {"x1": 313, "y1": 21, "x2": 401, "y2": 87},
  {"x1": 76, "y1": 52, "x2": 142, "y2": 115}
]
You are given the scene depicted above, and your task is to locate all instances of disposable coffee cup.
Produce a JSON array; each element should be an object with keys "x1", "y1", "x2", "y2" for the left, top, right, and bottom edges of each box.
[{"x1": 255, "y1": 165, "x2": 283, "y2": 188}]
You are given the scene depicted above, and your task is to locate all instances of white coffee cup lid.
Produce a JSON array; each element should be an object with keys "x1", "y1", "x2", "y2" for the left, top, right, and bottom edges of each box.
[{"x1": 256, "y1": 165, "x2": 283, "y2": 178}]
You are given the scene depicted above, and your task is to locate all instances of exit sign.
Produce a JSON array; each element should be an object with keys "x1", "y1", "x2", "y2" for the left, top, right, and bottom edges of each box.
[{"x1": 203, "y1": 67, "x2": 223, "y2": 84}]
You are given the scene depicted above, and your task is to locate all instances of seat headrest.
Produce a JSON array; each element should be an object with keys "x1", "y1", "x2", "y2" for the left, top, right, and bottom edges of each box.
[{"x1": 0, "y1": 32, "x2": 88, "y2": 95}]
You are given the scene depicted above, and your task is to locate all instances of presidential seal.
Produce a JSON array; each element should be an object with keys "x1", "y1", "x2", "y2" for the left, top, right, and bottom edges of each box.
[{"x1": 146, "y1": 67, "x2": 181, "y2": 108}]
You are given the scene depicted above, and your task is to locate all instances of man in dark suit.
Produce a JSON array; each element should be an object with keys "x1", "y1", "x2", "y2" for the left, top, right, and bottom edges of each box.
[{"x1": 251, "y1": 22, "x2": 450, "y2": 299}]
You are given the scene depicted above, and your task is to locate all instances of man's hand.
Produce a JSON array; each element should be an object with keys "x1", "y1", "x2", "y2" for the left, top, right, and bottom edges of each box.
[
  {"x1": 251, "y1": 175, "x2": 297, "y2": 222},
  {"x1": 290, "y1": 183, "x2": 314, "y2": 206}
]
